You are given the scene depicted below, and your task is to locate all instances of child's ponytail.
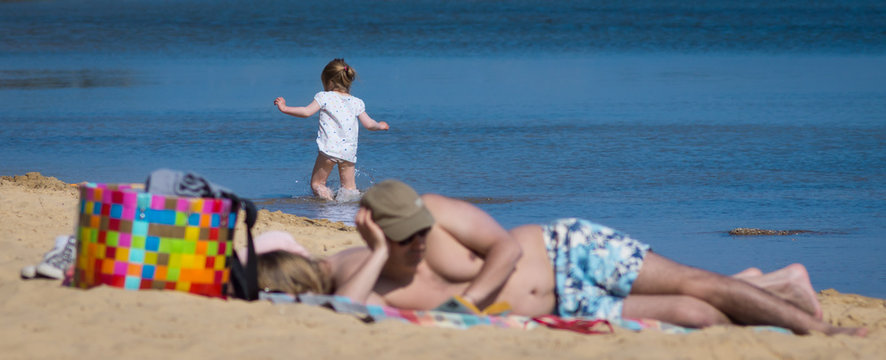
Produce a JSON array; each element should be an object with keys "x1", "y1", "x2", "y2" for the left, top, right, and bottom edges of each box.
[{"x1": 322, "y1": 58, "x2": 357, "y2": 93}]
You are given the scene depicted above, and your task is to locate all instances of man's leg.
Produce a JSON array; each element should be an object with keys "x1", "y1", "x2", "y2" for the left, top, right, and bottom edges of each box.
[
  {"x1": 628, "y1": 253, "x2": 864, "y2": 336},
  {"x1": 622, "y1": 294, "x2": 730, "y2": 328}
]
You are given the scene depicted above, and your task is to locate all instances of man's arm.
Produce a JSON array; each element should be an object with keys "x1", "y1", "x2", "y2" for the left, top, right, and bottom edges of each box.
[
  {"x1": 330, "y1": 208, "x2": 389, "y2": 304},
  {"x1": 423, "y1": 194, "x2": 523, "y2": 308}
]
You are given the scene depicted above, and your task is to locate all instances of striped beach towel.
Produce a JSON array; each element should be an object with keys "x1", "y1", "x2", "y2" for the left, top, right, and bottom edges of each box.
[{"x1": 259, "y1": 292, "x2": 772, "y2": 334}]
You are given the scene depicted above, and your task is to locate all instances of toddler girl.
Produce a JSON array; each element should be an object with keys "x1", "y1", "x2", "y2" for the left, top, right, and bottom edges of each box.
[{"x1": 274, "y1": 58, "x2": 389, "y2": 200}]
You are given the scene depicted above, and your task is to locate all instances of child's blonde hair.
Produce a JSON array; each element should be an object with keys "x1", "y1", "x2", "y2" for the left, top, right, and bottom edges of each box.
[
  {"x1": 257, "y1": 250, "x2": 331, "y2": 294},
  {"x1": 321, "y1": 58, "x2": 357, "y2": 93}
]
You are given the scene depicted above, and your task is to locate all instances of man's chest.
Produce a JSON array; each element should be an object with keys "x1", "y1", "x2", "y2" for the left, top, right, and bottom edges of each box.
[{"x1": 377, "y1": 265, "x2": 470, "y2": 310}]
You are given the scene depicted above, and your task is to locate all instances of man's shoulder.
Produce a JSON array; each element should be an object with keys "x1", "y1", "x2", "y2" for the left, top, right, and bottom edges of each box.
[
  {"x1": 421, "y1": 192, "x2": 513, "y2": 251},
  {"x1": 421, "y1": 193, "x2": 486, "y2": 223},
  {"x1": 421, "y1": 193, "x2": 464, "y2": 210},
  {"x1": 421, "y1": 194, "x2": 468, "y2": 228},
  {"x1": 420, "y1": 192, "x2": 447, "y2": 204}
]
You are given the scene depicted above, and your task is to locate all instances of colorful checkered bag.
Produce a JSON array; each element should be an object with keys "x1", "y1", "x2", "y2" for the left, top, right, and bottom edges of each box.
[{"x1": 72, "y1": 182, "x2": 240, "y2": 298}]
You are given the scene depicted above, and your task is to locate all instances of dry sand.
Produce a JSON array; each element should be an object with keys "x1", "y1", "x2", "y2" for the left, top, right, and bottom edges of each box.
[{"x1": 1, "y1": 173, "x2": 884, "y2": 359}]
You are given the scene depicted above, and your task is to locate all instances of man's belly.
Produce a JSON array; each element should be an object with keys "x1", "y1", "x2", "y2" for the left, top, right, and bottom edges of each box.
[{"x1": 493, "y1": 224, "x2": 556, "y2": 316}]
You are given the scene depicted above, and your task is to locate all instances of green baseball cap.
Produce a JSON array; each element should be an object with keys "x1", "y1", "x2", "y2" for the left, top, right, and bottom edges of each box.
[{"x1": 360, "y1": 180, "x2": 435, "y2": 242}]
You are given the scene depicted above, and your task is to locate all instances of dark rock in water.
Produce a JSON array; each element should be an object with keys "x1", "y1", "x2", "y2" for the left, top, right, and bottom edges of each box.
[{"x1": 728, "y1": 228, "x2": 814, "y2": 236}]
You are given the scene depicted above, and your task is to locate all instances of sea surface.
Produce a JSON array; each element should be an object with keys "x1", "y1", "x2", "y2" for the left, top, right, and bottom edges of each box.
[{"x1": 1, "y1": 0, "x2": 885, "y2": 298}]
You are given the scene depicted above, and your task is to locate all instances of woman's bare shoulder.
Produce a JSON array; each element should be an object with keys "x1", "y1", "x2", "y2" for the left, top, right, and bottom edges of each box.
[{"x1": 326, "y1": 246, "x2": 371, "y2": 278}]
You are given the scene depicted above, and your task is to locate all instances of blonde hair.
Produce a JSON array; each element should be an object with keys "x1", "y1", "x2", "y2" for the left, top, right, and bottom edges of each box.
[
  {"x1": 257, "y1": 251, "x2": 331, "y2": 295},
  {"x1": 321, "y1": 58, "x2": 356, "y2": 92}
]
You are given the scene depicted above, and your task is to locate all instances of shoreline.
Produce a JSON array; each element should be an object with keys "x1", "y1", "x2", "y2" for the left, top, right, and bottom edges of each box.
[{"x1": 1, "y1": 173, "x2": 885, "y2": 359}]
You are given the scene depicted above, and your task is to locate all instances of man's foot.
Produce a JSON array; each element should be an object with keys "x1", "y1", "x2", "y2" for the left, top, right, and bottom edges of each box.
[
  {"x1": 733, "y1": 264, "x2": 822, "y2": 320},
  {"x1": 733, "y1": 267, "x2": 763, "y2": 279}
]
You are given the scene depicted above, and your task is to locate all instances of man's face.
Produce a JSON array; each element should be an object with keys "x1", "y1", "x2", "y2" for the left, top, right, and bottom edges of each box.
[{"x1": 386, "y1": 227, "x2": 430, "y2": 270}]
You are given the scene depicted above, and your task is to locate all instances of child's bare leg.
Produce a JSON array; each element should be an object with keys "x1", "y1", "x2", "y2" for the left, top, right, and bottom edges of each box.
[
  {"x1": 310, "y1": 153, "x2": 335, "y2": 200},
  {"x1": 732, "y1": 264, "x2": 822, "y2": 320},
  {"x1": 338, "y1": 161, "x2": 357, "y2": 191}
]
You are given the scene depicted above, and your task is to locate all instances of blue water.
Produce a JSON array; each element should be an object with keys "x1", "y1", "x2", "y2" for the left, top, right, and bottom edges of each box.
[{"x1": 2, "y1": 0, "x2": 885, "y2": 298}]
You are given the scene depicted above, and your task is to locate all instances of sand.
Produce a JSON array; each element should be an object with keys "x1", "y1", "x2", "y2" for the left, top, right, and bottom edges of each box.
[{"x1": 1, "y1": 173, "x2": 884, "y2": 359}]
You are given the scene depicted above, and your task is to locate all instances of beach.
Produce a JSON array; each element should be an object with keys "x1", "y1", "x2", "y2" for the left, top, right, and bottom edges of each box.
[
  {"x1": 4, "y1": 1, "x2": 886, "y2": 298},
  {"x1": 1, "y1": 173, "x2": 884, "y2": 360}
]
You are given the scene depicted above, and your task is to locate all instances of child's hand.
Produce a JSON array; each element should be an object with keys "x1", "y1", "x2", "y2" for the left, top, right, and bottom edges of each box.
[
  {"x1": 274, "y1": 97, "x2": 286, "y2": 110},
  {"x1": 376, "y1": 121, "x2": 390, "y2": 131}
]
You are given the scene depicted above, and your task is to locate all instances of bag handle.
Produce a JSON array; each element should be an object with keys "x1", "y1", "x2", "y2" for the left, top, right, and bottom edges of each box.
[
  {"x1": 228, "y1": 196, "x2": 259, "y2": 301},
  {"x1": 531, "y1": 315, "x2": 614, "y2": 335},
  {"x1": 144, "y1": 169, "x2": 260, "y2": 300}
]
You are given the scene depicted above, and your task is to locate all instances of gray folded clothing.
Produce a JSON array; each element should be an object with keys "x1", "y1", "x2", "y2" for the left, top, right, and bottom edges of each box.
[{"x1": 145, "y1": 168, "x2": 232, "y2": 198}]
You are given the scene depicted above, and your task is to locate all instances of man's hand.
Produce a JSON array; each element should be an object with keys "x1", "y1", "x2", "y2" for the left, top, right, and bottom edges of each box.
[{"x1": 355, "y1": 207, "x2": 388, "y2": 252}]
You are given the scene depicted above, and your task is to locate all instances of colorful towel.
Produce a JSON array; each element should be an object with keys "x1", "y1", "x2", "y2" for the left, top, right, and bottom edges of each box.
[
  {"x1": 261, "y1": 292, "x2": 792, "y2": 335},
  {"x1": 262, "y1": 292, "x2": 762, "y2": 334},
  {"x1": 263, "y1": 292, "x2": 540, "y2": 330}
]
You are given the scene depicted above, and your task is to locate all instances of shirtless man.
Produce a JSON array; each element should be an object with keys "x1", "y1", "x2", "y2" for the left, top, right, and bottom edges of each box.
[{"x1": 323, "y1": 180, "x2": 863, "y2": 336}]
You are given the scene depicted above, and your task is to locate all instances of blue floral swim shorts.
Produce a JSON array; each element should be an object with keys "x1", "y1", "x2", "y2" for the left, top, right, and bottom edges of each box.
[{"x1": 542, "y1": 218, "x2": 650, "y2": 320}]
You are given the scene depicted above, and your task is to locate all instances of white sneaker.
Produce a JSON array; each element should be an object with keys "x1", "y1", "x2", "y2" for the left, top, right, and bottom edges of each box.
[
  {"x1": 20, "y1": 264, "x2": 37, "y2": 279},
  {"x1": 34, "y1": 235, "x2": 77, "y2": 279}
]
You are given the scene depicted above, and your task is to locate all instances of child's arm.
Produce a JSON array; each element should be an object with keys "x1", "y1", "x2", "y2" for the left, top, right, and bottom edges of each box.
[
  {"x1": 358, "y1": 112, "x2": 389, "y2": 131},
  {"x1": 274, "y1": 97, "x2": 321, "y2": 118}
]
